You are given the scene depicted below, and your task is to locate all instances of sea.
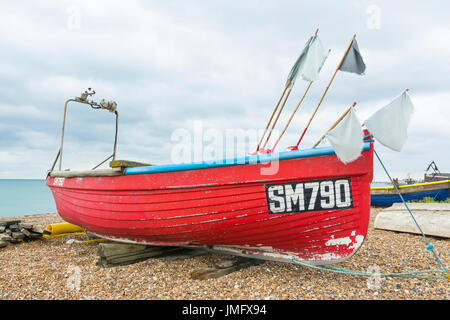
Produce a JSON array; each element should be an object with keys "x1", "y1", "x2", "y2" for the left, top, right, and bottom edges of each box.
[
  {"x1": 0, "y1": 179, "x2": 393, "y2": 218},
  {"x1": 0, "y1": 179, "x2": 56, "y2": 218}
]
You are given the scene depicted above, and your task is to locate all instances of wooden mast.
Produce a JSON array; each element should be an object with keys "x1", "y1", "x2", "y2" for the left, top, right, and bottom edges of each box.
[
  {"x1": 270, "y1": 81, "x2": 313, "y2": 152},
  {"x1": 255, "y1": 79, "x2": 291, "y2": 152},
  {"x1": 256, "y1": 29, "x2": 319, "y2": 153},
  {"x1": 311, "y1": 102, "x2": 357, "y2": 148},
  {"x1": 260, "y1": 83, "x2": 294, "y2": 151},
  {"x1": 292, "y1": 34, "x2": 356, "y2": 149}
]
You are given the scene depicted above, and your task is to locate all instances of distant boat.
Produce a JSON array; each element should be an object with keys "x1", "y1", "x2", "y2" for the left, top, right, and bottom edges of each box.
[
  {"x1": 423, "y1": 161, "x2": 450, "y2": 182},
  {"x1": 370, "y1": 180, "x2": 450, "y2": 207}
]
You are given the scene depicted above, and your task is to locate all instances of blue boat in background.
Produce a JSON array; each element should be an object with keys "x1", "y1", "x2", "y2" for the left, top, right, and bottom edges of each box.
[{"x1": 370, "y1": 180, "x2": 450, "y2": 207}]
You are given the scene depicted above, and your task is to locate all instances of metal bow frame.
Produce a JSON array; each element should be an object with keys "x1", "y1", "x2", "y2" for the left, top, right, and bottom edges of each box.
[{"x1": 49, "y1": 88, "x2": 119, "y2": 172}]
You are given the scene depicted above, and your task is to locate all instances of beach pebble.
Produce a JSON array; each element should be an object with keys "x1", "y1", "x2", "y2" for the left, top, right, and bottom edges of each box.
[
  {"x1": 0, "y1": 234, "x2": 12, "y2": 241},
  {"x1": 31, "y1": 227, "x2": 44, "y2": 234},
  {"x1": 9, "y1": 225, "x2": 20, "y2": 232},
  {"x1": 19, "y1": 223, "x2": 33, "y2": 230},
  {"x1": 0, "y1": 220, "x2": 21, "y2": 227},
  {"x1": 66, "y1": 239, "x2": 82, "y2": 244},
  {"x1": 21, "y1": 228, "x2": 32, "y2": 237},
  {"x1": 12, "y1": 232, "x2": 25, "y2": 239},
  {"x1": 0, "y1": 210, "x2": 448, "y2": 300}
]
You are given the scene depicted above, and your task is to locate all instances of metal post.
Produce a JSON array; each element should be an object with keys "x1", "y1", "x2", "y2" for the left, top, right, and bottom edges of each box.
[
  {"x1": 53, "y1": 90, "x2": 118, "y2": 173},
  {"x1": 113, "y1": 110, "x2": 119, "y2": 161},
  {"x1": 59, "y1": 99, "x2": 76, "y2": 171}
]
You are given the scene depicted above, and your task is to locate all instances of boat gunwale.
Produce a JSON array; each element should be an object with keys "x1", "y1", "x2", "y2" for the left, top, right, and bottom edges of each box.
[
  {"x1": 371, "y1": 179, "x2": 450, "y2": 191},
  {"x1": 123, "y1": 142, "x2": 372, "y2": 176}
]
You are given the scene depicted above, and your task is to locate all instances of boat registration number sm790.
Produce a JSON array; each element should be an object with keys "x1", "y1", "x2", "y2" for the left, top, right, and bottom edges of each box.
[{"x1": 265, "y1": 178, "x2": 353, "y2": 214}]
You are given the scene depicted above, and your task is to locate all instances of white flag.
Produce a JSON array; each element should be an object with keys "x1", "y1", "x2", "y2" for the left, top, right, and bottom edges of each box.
[
  {"x1": 364, "y1": 91, "x2": 414, "y2": 151},
  {"x1": 300, "y1": 36, "x2": 329, "y2": 82},
  {"x1": 326, "y1": 108, "x2": 363, "y2": 163},
  {"x1": 286, "y1": 35, "x2": 329, "y2": 86}
]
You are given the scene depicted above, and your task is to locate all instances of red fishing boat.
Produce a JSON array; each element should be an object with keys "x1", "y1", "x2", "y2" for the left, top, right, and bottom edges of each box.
[{"x1": 46, "y1": 90, "x2": 374, "y2": 265}]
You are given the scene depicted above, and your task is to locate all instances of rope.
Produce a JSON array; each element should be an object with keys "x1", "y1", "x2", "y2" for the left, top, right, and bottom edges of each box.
[
  {"x1": 432, "y1": 185, "x2": 445, "y2": 201},
  {"x1": 289, "y1": 139, "x2": 449, "y2": 281},
  {"x1": 82, "y1": 238, "x2": 107, "y2": 243},
  {"x1": 43, "y1": 232, "x2": 86, "y2": 238},
  {"x1": 43, "y1": 232, "x2": 107, "y2": 244},
  {"x1": 374, "y1": 148, "x2": 449, "y2": 278},
  {"x1": 292, "y1": 259, "x2": 446, "y2": 280}
]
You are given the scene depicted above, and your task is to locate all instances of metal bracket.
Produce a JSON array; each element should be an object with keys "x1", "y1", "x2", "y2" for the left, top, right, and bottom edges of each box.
[{"x1": 49, "y1": 89, "x2": 119, "y2": 172}]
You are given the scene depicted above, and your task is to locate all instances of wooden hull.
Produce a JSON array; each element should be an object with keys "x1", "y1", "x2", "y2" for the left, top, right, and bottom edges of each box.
[
  {"x1": 46, "y1": 143, "x2": 374, "y2": 265},
  {"x1": 371, "y1": 180, "x2": 450, "y2": 207}
]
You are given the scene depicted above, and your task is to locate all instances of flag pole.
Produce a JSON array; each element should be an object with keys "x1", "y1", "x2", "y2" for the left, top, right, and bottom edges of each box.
[
  {"x1": 256, "y1": 29, "x2": 319, "y2": 152},
  {"x1": 256, "y1": 78, "x2": 291, "y2": 152},
  {"x1": 312, "y1": 102, "x2": 357, "y2": 148},
  {"x1": 270, "y1": 81, "x2": 313, "y2": 152},
  {"x1": 293, "y1": 34, "x2": 356, "y2": 149},
  {"x1": 270, "y1": 46, "x2": 331, "y2": 152},
  {"x1": 261, "y1": 30, "x2": 320, "y2": 152},
  {"x1": 260, "y1": 83, "x2": 295, "y2": 150}
]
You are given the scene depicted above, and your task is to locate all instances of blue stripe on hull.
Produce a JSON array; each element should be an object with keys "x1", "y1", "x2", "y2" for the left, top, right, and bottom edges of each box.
[
  {"x1": 370, "y1": 188, "x2": 449, "y2": 207},
  {"x1": 125, "y1": 143, "x2": 371, "y2": 175}
]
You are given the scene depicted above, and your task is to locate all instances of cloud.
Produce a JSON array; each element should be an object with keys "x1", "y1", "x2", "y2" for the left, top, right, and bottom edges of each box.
[{"x1": 0, "y1": 1, "x2": 449, "y2": 180}]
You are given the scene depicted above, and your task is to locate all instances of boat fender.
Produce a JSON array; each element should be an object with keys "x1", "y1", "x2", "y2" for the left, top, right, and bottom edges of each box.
[{"x1": 44, "y1": 223, "x2": 84, "y2": 236}]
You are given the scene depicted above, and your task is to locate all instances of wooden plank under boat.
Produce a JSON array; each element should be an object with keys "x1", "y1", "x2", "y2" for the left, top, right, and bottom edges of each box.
[
  {"x1": 46, "y1": 140, "x2": 374, "y2": 265},
  {"x1": 370, "y1": 180, "x2": 450, "y2": 207}
]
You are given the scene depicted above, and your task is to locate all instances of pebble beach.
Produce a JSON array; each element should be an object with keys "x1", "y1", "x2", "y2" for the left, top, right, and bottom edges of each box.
[{"x1": 0, "y1": 208, "x2": 448, "y2": 300}]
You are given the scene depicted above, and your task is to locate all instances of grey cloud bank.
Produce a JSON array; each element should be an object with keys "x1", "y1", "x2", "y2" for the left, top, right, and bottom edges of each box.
[{"x1": 0, "y1": 0, "x2": 449, "y2": 181}]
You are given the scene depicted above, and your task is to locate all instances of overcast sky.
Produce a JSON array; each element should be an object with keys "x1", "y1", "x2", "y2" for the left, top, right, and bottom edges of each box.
[{"x1": 1, "y1": 0, "x2": 449, "y2": 181}]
